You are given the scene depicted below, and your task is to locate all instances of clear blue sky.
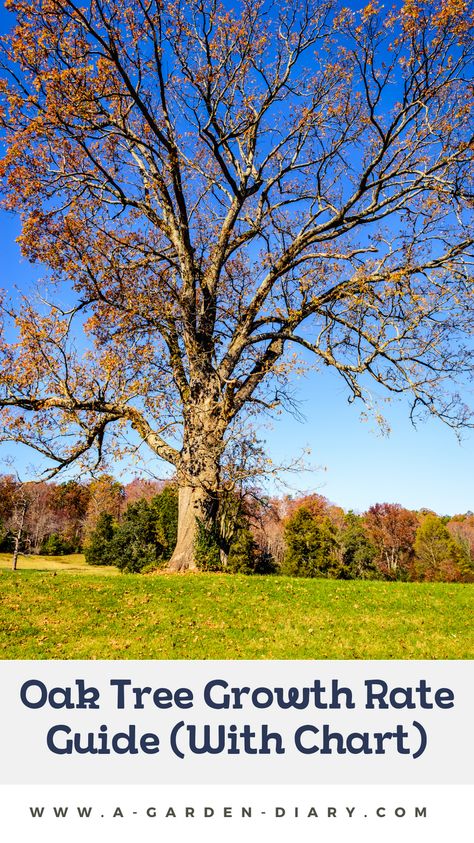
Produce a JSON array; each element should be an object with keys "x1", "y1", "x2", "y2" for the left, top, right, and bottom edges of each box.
[
  {"x1": 0, "y1": 3, "x2": 472, "y2": 515},
  {"x1": 261, "y1": 374, "x2": 474, "y2": 516},
  {"x1": 1, "y1": 207, "x2": 473, "y2": 515}
]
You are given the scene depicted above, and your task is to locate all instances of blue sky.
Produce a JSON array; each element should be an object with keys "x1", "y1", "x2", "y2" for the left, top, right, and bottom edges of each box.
[
  {"x1": 0, "y1": 2, "x2": 473, "y2": 515},
  {"x1": 262, "y1": 375, "x2": 474, "y2": 516},
  {"x1": 1, "y1": 207, "x2": 473, "y2": 515}
]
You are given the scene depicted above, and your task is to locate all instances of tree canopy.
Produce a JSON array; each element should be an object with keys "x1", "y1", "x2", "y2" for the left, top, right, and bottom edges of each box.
[{"x1": 0, "y1": 0, "x2": 472, "y2": 568}]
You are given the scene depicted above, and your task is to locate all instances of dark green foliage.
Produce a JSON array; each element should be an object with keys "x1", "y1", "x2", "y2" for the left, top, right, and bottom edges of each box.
[
  {"x1": 113, "y1": 488, "x2": 178, "y2": 573},
  {"x1": 280, "y1": 508, "x2": 378, "y2": 580},
  {"x1": 195, "y1": 520, "x2": 222, "y2": 571},
  {"x1": 230, "y1": 528, "x2": 257, "y2": 573},
  {"x1": 151, "y1": 487, "x2": 178, "y2": 562},
  {"x1": 196, "y1": 508, "x2": 278, "y2": 574},
  {"x1": 281, "y1": 508, "x2": 338, "y2": 578},
  {"x1": 0, "y1": 523, "x2": 10, "y2": 552},
  {"x1": 41, "y1": 532, "x2": 75, "y2": 556},
  {"x1": 85, "y1": 487, "x2": 178, "y2": 572},
  {"x1": 112, "y1": 499, "x2": 161, "y2": 573},
  {"x1": 227, "y1": 527, "x2": 267, "y2": 574},
  {"x1": 84, "y1": 512, "x2": 115, "y2": 566},
  {"x1": 339, "y1": 513, "x2": 378, "y2": 579}
]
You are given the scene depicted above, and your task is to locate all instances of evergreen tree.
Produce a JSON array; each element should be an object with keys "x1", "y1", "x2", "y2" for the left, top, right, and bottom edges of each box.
[
  {"x1": 113, "y1": 488, "x2": 178, "y2": 573},
  {"x1": 282, "y1": 507, "x2": 337, "y2": 578},
  {"x1": 111, "y1": 499, "x2": 157, "y2": 572},
  {"x1": 227, "y1": 527, "x2": 262, "y2": 574},
  {"x1": 41, "y1": 533, "x2": 75, "y2": 556},
  {"x1": 339, "y1": 513, "x2": 378, "y2": 579},
  {"x1": 84, "y1": 512, "x2": 115, "y2": 566}
]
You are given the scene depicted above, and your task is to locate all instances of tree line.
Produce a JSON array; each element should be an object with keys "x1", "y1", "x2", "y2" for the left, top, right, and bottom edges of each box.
[
  {"x1": 1, "y1": 474, "x2": 472, "y2": 583},
  {"x1": 0, "y1": 475, "x2": 159, "y2": 556}
]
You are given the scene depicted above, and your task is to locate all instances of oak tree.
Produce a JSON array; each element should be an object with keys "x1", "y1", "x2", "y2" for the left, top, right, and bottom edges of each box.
[
  {"x1": 364, "y1": 501, "x2": 418, "y2": 576},
  {"x1": 0, "y1": 0, "x2": 473, "y2": 569}
]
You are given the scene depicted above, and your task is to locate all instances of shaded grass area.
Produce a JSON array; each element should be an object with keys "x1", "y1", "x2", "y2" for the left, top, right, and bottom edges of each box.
[{"x1": 0, "y1": 567, "x2": 472, "y2": 659}]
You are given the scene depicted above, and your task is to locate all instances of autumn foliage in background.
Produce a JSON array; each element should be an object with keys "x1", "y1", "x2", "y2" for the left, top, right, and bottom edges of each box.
[{"x1": 1, "y1": 473, "x2": 473, "y2": 582}]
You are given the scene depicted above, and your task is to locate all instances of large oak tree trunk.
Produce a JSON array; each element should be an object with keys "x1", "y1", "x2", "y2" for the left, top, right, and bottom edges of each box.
[
  {"x1": 166, "y1": 402, "x2": 224, "y2": 572},
  {"x1": 167, "y1": 483, "x2": 218, "y2": 572}
]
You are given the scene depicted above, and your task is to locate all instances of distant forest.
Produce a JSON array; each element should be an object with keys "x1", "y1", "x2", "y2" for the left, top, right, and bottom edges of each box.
[{"x1": 1, "y1": 474, "x2": 473, "y2": 583}]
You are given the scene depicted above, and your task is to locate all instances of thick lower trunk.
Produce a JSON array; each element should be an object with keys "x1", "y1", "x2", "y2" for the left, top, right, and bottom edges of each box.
[
  {"x1": 167, "y1": 485, "x2": 216, "y2": 572},
  {"x1": 168, "y1": 486, "x2": 204, "y2": 571},
  {"x1": 165, "y1": 389, "x2": 225, "y2": 572}
]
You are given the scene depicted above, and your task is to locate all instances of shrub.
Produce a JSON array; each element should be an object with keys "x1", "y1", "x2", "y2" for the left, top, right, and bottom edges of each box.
[
  {"x1": 84, "y1": 512, "x2": 115, "y2": 565},
  {"x1": 227, "y1": 526, "x2": 277, "y2": 574},
  {"x1": 150, "y1": 486, "x2": 178, "y2": 561},
  {"x1": 195, "y1": 520, "x2": 222, "y2": 571},
  {"x1": 41, "y1": 533, "x2": 75, "y2": 556},
  {"x1": 112, "y1": 488, "x2": 178, "y2": 573}
]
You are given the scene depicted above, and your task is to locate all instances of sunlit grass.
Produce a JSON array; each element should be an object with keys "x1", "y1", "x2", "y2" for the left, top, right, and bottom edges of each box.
[
  {"x1": 0, "y1": 565, "x2": 471, "y2": 659},
  {"x1": 0, "y1": 551, "x2": 117, "y2": 574}
]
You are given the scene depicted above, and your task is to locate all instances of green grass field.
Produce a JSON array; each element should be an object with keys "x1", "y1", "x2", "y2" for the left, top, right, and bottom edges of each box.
[{"x1": 0, "y1": 553, "x2": 472, "y2": 659}]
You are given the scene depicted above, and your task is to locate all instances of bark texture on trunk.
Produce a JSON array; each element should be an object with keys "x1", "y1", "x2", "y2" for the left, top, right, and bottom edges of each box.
[
  {"x1": 165, "y1": 379, "x2": 225, "y2": 572},
  {"x1": 167, "y1": 484, "x2": 217, "y2": 572},
  {"x1": 166, "y1": 446, "x2": 222, "y2": 571}
]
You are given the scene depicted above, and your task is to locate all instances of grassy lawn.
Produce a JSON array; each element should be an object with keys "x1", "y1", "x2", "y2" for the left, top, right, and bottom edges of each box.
[
  {"x1": 0, "y1": 557, "x2": 472, "y2": 659},
  {"x1": 0, "y1": 551, "x2": 117, "y2": 574}
]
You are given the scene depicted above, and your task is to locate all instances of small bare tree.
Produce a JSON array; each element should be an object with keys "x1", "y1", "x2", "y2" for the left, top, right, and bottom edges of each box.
[{"x1": 10, "y1": 486, "x2": 29, "y2": 571}]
